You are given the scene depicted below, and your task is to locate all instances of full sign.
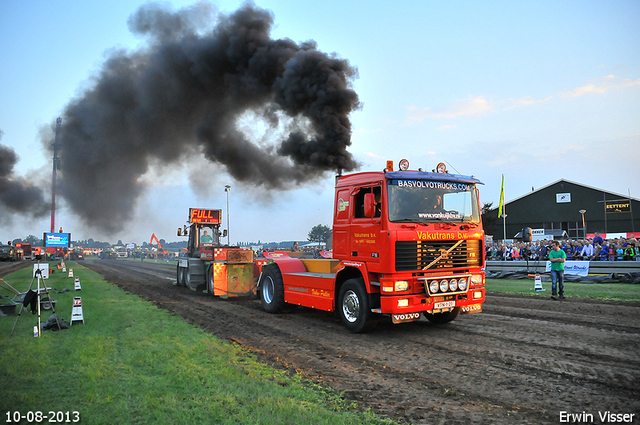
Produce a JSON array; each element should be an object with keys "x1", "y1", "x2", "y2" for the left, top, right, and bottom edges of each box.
[{"x1": 189, "y1": 208, "x2": 221, "y2": 224}]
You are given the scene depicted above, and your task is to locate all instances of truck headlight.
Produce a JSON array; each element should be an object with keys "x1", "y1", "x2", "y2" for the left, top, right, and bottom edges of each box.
[
  {"x1": 470, "y1": 275, "x2": 484, "y2": 286},
  {"x1": 429, "y1": 280, "x2": 439, "y2": 294},
  {"x1": 458, "y1": 278, "x2": 468, "y2": 291},
  {"x1": 394, "y1": 280, "x2": 409, "y2": 291},
  {"x1": 440, "y1": 280, "x2": 449, "y2": 292},
  {"x1": 449, "y1": 279, "x2": 458, "y2": 291}
]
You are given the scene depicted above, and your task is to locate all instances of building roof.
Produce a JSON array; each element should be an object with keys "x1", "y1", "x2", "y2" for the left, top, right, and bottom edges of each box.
[
  {"x1": 485, "y1": 177, "x2": 640, "y2": 238},
  {"x1": 503, "y1": 178, "x2": 640, "y2": 206}
]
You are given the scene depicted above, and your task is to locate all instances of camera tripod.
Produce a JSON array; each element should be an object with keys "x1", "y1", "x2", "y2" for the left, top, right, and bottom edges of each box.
[{"x1": 10, "y1": 263, "x2": 62, "y2": 336}]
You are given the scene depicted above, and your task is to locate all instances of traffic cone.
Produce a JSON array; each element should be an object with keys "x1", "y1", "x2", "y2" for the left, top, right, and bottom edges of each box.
[
  {"x1": 70, "y1": 297, "x2": 84, "y2": 325},
  {"x1": 533, "y1": 273, "x2": 545, "y2": 292}
]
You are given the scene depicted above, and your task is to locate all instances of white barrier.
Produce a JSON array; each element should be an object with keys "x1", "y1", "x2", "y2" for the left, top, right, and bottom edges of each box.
[{"x1": 545, "y1": 260, "x2": 590, "y2": 276}]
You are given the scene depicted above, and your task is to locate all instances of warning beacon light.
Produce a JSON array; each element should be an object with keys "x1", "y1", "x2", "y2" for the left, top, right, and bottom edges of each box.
[{"x1": 435, "y1": 162, "x2": 447, "y2": 173}]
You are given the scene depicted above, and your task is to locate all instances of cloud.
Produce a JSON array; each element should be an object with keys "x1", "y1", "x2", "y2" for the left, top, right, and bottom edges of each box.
[
  {"x1": 362, "y1": 152, "x2": 386, "y2": 161},
  {"x1": 356, "y1": 127, "x2": 384, "y2": 134},
  {"x1": 560, "y1": 144, "x2": 586, "y2": 155},
  {"x1": 407, "y1": 93, "x2": 553, "y2": 122},
  {"x1": 406, "y1": 74, "x2": 638, "y2": 124},
  {"x1": 502, "y1": 95, "x2": 553, "y2": 111},
  {"x1": 561, "y1": 75, "x2": 640, "y2": 98},
  {"x1": 407, "y1": 95, "x2": 494, "y2": 122}
]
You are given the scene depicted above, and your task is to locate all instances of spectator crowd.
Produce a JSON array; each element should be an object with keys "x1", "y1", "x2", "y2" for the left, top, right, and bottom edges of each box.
[{"x1": 487, "y1": 233, "x2": 640, "y2": 262}]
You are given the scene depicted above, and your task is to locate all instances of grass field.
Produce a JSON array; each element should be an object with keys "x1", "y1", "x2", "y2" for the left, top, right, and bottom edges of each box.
[
  {"x1": 486, "y1": 278, "x2": 640, "y2": 301},
  {"x1": 0, "y1": 263, "x2": 395, "y2": 425}
]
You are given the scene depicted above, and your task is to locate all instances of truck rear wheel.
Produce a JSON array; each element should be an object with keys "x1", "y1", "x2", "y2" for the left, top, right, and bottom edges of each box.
[
  {"x1": 424, "y1": 307, "x2": 460, "y2": 324},
  {"x1": 176, "y1": 265, "x2": 187, "y2": 287},
  {"x1": 338, "y1": 278, "x2": 377, "y2": 333},
  {"x1": 259, "y1": 264, "x2": 286, "y2": 313}
]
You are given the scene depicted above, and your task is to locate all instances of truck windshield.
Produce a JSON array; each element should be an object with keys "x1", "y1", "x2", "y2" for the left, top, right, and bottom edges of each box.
[
  {"x1": 199, "y1": 225, "x2": 219, "y2": 245},
  {"x1": 388, "y1": 180, "x2": 480, "y2": 223}
]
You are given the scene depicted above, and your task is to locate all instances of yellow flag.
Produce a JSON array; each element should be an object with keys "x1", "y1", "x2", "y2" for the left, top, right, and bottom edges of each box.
[{"x1": 498, "y1": 174, "x2": 505, "y2": 218}]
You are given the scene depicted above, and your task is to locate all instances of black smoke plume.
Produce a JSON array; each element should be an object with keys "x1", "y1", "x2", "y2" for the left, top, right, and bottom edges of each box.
[
  {"x1": 50, "y1": 2, "x2": 361, "y2": 233},
  {"x1": 0, "y1": 130, "x2": 51, "y2": 219}
]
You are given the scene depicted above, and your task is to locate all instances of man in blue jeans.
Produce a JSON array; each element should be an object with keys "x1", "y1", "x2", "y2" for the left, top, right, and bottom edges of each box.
[{"x1": 548, "y1": 240, "x2": 567, "y2": 300}]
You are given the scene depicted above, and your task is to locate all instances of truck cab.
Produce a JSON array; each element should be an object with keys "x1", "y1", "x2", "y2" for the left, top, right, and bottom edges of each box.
[{"x1": 182, "y1": 222, "x2": 223, "y2": 259}]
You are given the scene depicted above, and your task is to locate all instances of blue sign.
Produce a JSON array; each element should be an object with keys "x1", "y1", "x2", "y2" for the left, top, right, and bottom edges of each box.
[{"x1": 44, "y1": 232, "x2": 70, "y2": 248}]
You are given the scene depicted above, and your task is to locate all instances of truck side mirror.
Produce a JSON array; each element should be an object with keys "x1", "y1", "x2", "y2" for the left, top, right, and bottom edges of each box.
[
  {"x1": 223, "y1": 229, "x2": 228, "y2": 237},
  {"x1": 363, "y1": 192, "x2": 376, "y2": 218}
]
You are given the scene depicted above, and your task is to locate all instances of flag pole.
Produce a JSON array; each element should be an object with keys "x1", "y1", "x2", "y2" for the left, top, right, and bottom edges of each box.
[
  {"x1": 499, "y1": 174, "x2": 506, "y2": 241},
  {"x1": 503, "y1": 213, "x2": 506, "y2": 241}
]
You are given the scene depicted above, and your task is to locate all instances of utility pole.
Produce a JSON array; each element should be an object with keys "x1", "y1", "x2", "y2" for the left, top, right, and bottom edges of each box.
[
  {"x1": 50, "y1": 118, "x2": 61, "y2": 233},
  {"x1": 225, "y1": 185, "x2": 231, "y2": 245}
]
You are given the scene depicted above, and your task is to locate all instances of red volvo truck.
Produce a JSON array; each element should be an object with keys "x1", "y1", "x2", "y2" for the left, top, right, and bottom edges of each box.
[{"x1": 258, "y1": 160, "x2": 486, "y2": 332}]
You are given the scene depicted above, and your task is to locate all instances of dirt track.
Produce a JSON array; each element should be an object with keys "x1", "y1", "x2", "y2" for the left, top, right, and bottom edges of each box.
[
  {"x1": 80, "y1": 259, "x2": 640, "y2": 425},
  {"x1": 0, "y1": 261, "x2": 31, "y2": 278}
]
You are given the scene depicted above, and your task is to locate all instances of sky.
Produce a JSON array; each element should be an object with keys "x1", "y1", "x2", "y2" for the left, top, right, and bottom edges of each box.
[{"x1": 1, "y1": 0, "x2": 639, "y2": 246}]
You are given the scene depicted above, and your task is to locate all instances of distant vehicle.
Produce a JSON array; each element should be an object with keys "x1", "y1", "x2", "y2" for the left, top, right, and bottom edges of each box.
[
  {"x1": 15, "y1": 243, "x2": 32, "y2": 260},
  {"x1": 0, "y1": 244, "x2": 19, "y2": 261},
  {"x1": 70, "y1": 248, "x2": 84, "y2": 260},
  {"x1": 33, "y1": 246, "x2": 44, "y2": 258},
  {"x1": 149, "y1": 233, "x2": 169, "y2": 257},
  {"x1": 100, "y1": 248, "x2": 117, "y2": 260}
]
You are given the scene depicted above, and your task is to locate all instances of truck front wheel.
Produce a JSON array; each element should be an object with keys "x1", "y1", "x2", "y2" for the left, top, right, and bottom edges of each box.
[
  {"x1": 338, "y1": 278, "x2": 377, "y2": 333},
  {"x1": 259, "y1": 264, "x2": 286, "y2": 313},
  {"x1": 424, "y1": 307, "x2": 460, "y2": 324}
]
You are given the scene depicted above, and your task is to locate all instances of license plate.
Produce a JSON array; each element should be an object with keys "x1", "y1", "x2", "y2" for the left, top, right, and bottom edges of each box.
[
  {"x1": 392, "y1": 312, "x2": 421, "y2": 324},
  {"x1": 434, "y1": 300, "x2": 455, "y2": 309},
  {"x1": 461, "y1": 304, "x2": 482, "y2": 314}
]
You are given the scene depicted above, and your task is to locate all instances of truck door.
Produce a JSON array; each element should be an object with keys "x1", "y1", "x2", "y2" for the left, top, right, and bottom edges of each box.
[
  {"x1": 350, "y1": 184, "x2": 382, "y2": 263},
  {"x1": 333, "y1": 187, "x2": 352, "y2": 259}
]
